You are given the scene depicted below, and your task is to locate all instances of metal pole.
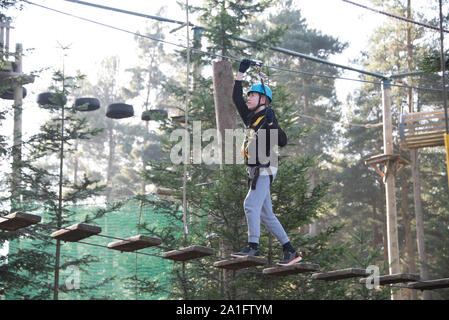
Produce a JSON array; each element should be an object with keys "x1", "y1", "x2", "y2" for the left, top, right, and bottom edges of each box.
[
  {"x1": 381, "y1": 78, "x2": 402, "y2": 300},
  {"x1": 439, "y1": 0, "x2": 449, "y2": 191}
]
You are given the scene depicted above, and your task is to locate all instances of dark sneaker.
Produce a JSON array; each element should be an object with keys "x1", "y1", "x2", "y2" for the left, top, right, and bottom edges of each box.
[
  {"x1": 277, "y1": 251, "x2": 302, "y2": 266},
  {"x1": 231, "y1": 246, "x2": 260, "y2": 258}
]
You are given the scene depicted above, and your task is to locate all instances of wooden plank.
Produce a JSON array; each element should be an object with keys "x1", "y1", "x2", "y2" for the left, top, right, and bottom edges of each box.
[
  {"x1": 0, "y1": 212, "x2": 41, "y2": 231},
  {"x1": 263, "y1": 263, "x2": 320, "y2": 276},
  {"x1": 213, "y1": 256, "x2": 267, "y2": 270},
  {"x1": 156, "y1": 187, "x2": 175, "y2": 196},
  {"x1": 312, "y1": 268, "x2": 368, "y2": 281},
  {"x1": 364, "y1": 154, "x2": 410, "y2": 166},
  {"x1": 107, "y1": 235, "x2": 161, "y2": 252},
  {"x1": 162, "y1": 245, "x2": 215, "y2": 261},
  {"x1": 359, "y1": 273, "x2": 420, "y2": 285},
  {"x1": 51, "y1": 223, "x2": 101, "y2": 242},
  {"x1": 407, "y1": 278, "x2": 449, "y2": 291}
]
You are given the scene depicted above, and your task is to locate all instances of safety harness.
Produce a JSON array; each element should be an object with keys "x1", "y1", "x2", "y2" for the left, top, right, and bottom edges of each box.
[
  {"x1": 241, "y1": 114, "x2": 273, "y2": 190},
  {"x1": 241, "y1": 60, "x2": 275, "y2": 190}
]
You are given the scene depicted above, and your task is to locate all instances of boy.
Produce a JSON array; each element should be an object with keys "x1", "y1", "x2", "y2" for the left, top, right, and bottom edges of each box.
[{"x1": 231, "y1": 58, "x2": 302, "y2": 266}]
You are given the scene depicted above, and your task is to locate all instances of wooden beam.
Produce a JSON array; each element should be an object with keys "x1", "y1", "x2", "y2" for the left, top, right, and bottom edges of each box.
[
  {"x1": 155, "y1": 187, "x2": 176, "y2": 196},
  {"x1": 51, "y1": 223, "x2": 101, "y2": 242},
  {"x1": 162, "y1": 245, "x2": 214, "y2": 261},
  {"x1": 407, "y1": 278, "x2": 449, "y2": 291},
  {"x1": 263, "y1": 263, "x2": 320, "y2": 276},
  {"x1": 312, "y1": 268, "x2": 368, "y2": 281},
  {"x1": 0, "y1": 212, "x2": 41, "y2": 231},
  {"x1": 107, "y1": 235, "x2": 161, "y2": 252},
  {"x1": 213, "y1": 256, "x2": 267, "y2": 270},
  {"x1": 359, "y1": 273, "x2": 420, "y2": 285}
]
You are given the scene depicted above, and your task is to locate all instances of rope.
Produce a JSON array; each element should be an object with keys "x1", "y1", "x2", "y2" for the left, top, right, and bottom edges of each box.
[{"x1": 340, "y1": 0, "x2": 449, "y2": 33}]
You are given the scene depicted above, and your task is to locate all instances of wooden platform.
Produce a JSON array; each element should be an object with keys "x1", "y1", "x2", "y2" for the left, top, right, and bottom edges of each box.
[
  {"x1": 359, "y1": 273, "x2": 420, "y2": 285},
  {"x1": 312, "y1": 268, "x2": 368, "y2": 281},
  {"x1": 107, "y1": 235, "x2": 162, "y2": 252},
  {"x1": 364, "y1": 153, "x2": 410, "y2": 179},
  {"x1": 263, "y1": 263, "x2": 320, "y2": 277},
  {"x1": 213, "y1": 256, "x2": 267, "y2": 270},
  {"x1": 162, "y1": 245, "x2": 215, "y2": 261},
  {"x1": 407, "y1": 278, "x2": 449, "y2": 291},
  {"x1": 399, "y1": 109, "x2": 448, "y2": 150},
  {"x1": 51, "y1": 223, "x2": 101, "y2": 242},
  {"x1": 0, "y1": 212, "x2": 41, "y2": 231},
  {"x1": 155, "y1": 187, "x2": 176, "y2": 196},
  {"x1": 0, "y1": 70, "x2": 35, "y2": 84}
]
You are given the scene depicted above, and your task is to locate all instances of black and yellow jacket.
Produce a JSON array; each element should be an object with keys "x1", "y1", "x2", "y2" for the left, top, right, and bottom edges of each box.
[{"x1": 232, "y1": 80, "x2": 287, "y2": 167}]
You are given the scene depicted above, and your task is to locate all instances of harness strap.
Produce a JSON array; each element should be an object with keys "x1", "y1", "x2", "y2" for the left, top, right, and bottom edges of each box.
[{"x1": 247, "y1": 164, "x2": 273, "y2": 190}]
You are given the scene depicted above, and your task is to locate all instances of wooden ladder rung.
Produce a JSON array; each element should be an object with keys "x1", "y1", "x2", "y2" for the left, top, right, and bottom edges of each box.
[
  {"x1": 312, "y1": 268, "x2": 368, "y2": 281},
  {"x1": 407, "y1": 278, "x2": 449, "y2": 291},
  {"x1": 263, "y1": 263, "x2": 320, "y2": 276},
  {"x1": 51, "y1": 223, "x2": 101, "y2": 242},
  {"x1": 359, "y1": 273, "x2": 420, "y2": 285},
  {"x1": 107, "y1": 235, "x2": 161, "y2": 252},
  {"x1": 162, "y1": 245, "x2": 214, "y2": 261},
  {"x1": 0, "y1": 212, "x2": 41, "y2": 231},
  {"x1": 213, "y1": 256, "x2": 267, "y2": 270}
]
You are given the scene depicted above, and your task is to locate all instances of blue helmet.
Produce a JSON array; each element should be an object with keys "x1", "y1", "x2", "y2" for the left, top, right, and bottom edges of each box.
[{"x1": 247, "y1": 84, "x2": 272, "y2": 102}]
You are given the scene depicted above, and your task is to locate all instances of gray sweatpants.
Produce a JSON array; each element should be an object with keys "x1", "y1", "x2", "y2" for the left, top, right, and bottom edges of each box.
[{"x1": 243, "y1": 172, "x2": 289, "y2": 245}]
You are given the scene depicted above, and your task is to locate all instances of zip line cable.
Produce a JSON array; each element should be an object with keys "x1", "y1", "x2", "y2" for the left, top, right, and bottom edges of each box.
[
  {"x1": 22, "y1": 0, "x2": 449, "y2": 94},
  {"x1": 340, "y1": 0, "x2": 449, "y2": 34}
]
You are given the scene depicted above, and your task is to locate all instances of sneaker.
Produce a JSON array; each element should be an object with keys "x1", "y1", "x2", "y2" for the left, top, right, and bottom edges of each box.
[
  {"x1": 231, "y1": 246, "x2": 260, "y2": 258},
  {"x1": 277, "y1": 251, "x2": 302, "y2": 266}
]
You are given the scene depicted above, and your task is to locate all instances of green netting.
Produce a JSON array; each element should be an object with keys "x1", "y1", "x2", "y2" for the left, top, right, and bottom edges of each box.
[{"x1": 6, "y1": 196, "x2": 183, "y2": 300}]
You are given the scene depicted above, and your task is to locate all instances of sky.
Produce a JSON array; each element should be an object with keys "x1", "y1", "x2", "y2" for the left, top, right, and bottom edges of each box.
[{"x1": 0, "y1": 0, "x2": 389, "y2": 137}]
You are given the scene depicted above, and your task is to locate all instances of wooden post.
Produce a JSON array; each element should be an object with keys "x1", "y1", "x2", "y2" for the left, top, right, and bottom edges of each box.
[
  {"x1": 212, "y1": 60, "x2": 237, "y2": 298},
  {"x1": 212, "y1": 61, "x2": 238, "y2": 166},
  {"x1": 11, "y1": 43, "x2": 23, "y2": 206},
  {"x1": 381, "y1": 78, "x2": 402, "y2": 300},
  {"x1": 411, "y1": 149, "x2": 431, "y2": 299}
]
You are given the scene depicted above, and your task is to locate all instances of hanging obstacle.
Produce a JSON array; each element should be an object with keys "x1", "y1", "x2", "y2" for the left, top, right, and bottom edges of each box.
[
  {"x1": 162, "y1": 245, "x2": 214, "y2": 262},
  {"x1": 106, "y1": 103, "x2": 134, "y2": 119},
  {"x1": 51, "y1": 223, "x2": 101, "y2": 242},
  {"x1": 359, "y1": 273, "x2": 420, "y2": 286},
  {"x1": 311, "y1": 268, "x2": 368, "y2": 281},
  {"x1": 171, "y1": 115, "x2": 189, "y2": 124},
  {"x1": 407, "y1": 278, "x2": 449, "y2": 291},
  {"x1": 37, "y1": 92, "x2": 67, "y2": 106},
  {"x1": 399, "y1": 109, "x2": 448, "y2": 150},
  {"x1": 263, "y1": 263, "x2": 320, "y2": 277},
  {"x1": 107, "y1": 235, "x2": 161, "y2": 252},
  {"x1": 74, "y1": 97, "x2": 100, "y2": 112},
  {"x1": 141, "y1": 109, "x2": 168, "y2": 121},
  {"x1": 213, "y1": 256, "x2": 267, "y2": 270},
  {"x1": 0, "y1": 212, "x2": 41, "y2": 231},
  {"x1": 0, "y1": 87, "x2": 27, "y2": 100}
]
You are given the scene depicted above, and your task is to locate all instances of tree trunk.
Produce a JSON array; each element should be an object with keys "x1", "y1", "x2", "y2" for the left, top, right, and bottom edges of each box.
[
  {"x1": 11, "y1": 43, "x2": 23, "y2": 207},
  {"x1": 411, "y1": 149, "x2": 431, "y2": 300},
  {"x1": 380, "y1": 203, "x2": 389, "y2": 268},
  {"x1": 371, "y1": 203, "x2": 379, "y2": 250},
  {"x1": 212, "y1": 61, "x2": 237, "y2": 299},
  {"x1": 400, "y1": 172, "x2": 417, "y2": 300},
  {"x1": 106, "y1": 126, "x2": 115, "y2": 203}
]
